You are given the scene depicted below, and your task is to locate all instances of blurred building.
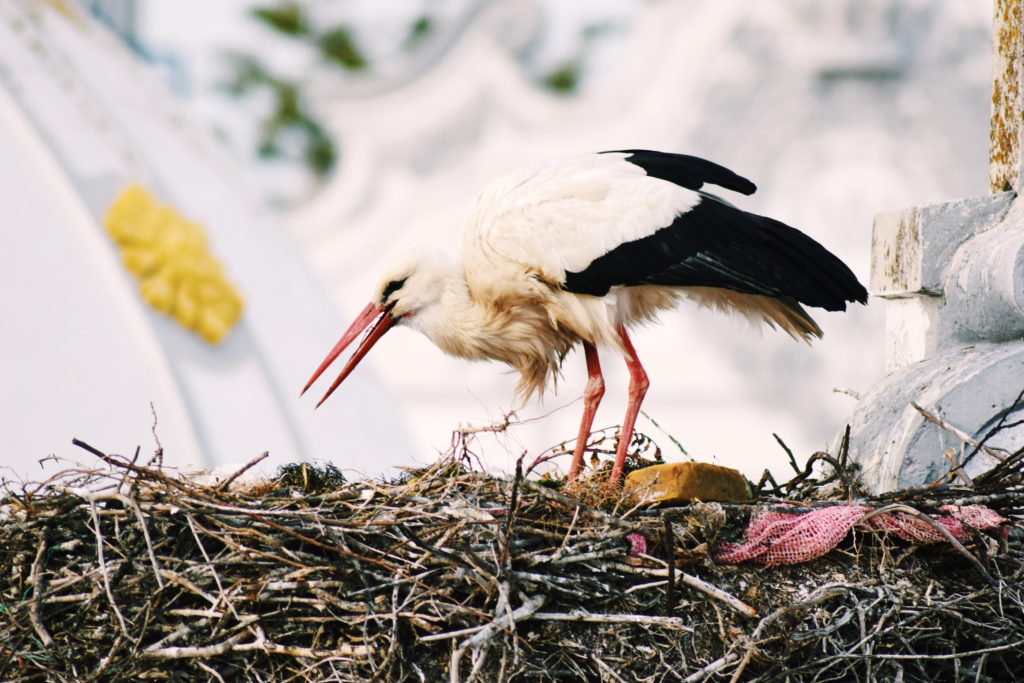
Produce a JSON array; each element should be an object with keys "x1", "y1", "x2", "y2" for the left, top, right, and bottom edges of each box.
[{"x1": 0, "y1": 1, "x2": 413, "y2": 481}]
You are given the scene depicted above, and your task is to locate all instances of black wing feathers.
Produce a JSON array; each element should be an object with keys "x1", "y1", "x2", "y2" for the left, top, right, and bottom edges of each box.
[
  {"x1": 563, "y1": 197, "x2": 868, "y2": 312},
  {"x1": 601, "y1": 149, "x2": 757, "y2": 196}
]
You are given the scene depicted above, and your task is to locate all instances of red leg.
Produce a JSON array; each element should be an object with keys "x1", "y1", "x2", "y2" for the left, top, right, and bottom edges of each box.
[
  {"x1": 611, "y1": 326, "x2": 649, "y2": 482},
  {"x1": 567, "y1": 342, "x2": 605, "y2": 482}
]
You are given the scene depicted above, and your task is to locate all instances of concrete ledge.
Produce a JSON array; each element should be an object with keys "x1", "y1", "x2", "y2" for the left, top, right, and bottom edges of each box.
[{"x1": 841, "y1": 341, "x2": 1024, "y2": 492}]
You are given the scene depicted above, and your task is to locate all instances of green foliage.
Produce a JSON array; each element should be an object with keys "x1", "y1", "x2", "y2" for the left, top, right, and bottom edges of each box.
[
  {"x1": 219, "y1": 53, "x2": 271, "y2": 97},
  {"x1": 220, "y1": 53, "x2": 336, "y2": 177},
  {"x1": 403, "y1": 15, "x2": 433, "y2": 51},
  {"x1": 251, "y1": 2, "x2": 308, "y2": 37},
  {"x1": 303, "y1": 127, "x2": 337, "y2": 177},
  {"x1": 251, "y1": 2, "x2": 369, "y2": 71},
  {"x1": 220, "y1": 1, "x2": 394, "y2": 179},
  {"x1": 539, "y1": 21, "x2": 615, "y2": 96},
  {"x1": 318, "y1": 25, "x2": 369, "y2": 70},
  {"x1": 581, "y1": 22, "x2": 615, "y2": 42},
  {"x1": 541, "y1": 60, "x2": 581, "y2": 94},
  {"x1": 223, "y1": 1, "x2": 615, "y2": 180}
]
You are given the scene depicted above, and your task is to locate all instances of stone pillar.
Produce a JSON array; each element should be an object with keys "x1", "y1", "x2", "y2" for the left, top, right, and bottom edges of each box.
[
  {"x1": 991, "y1": 0, "x2": 1024, "y2": 193},
  {"x1": 844, "y1": 2, "x2": 1024, "y2": 491}
]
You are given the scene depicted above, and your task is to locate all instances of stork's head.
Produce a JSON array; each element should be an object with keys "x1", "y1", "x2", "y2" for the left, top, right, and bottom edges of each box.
[{"x1": 302, "y1": 249, "x2": 455, "y2": 407}]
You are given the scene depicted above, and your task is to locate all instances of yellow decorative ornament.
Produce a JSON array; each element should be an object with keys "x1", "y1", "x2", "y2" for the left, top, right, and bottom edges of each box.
[{"x1": 104, "y1": 184, "x2": 244, "y2": 344}]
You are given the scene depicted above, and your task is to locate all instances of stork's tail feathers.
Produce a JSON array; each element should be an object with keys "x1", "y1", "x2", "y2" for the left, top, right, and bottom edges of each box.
[
  {"x1": 767, "y1": 296, "x2": 824, "y2": 342},
  {"x1": 682, "y1": 287, "x2": 823, "y2": 342}
]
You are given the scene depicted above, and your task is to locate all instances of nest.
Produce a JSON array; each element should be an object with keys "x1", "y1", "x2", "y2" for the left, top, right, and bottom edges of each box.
[{"x1": 1, "y1": 429, "x2": 1023, "y2": 682}]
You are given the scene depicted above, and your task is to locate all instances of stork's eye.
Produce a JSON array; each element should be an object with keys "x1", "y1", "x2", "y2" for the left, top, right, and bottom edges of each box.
[{"x1": 381, "y1": 278, "x2": 407, "y2": 304}]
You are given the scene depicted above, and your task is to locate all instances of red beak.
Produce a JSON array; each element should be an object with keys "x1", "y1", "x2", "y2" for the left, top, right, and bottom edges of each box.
[{"x1": 302, "y1": 302, "x2": 398, "y2": 407}]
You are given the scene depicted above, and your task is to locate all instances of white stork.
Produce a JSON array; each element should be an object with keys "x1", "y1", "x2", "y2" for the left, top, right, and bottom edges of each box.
[{"x1": 303, "y1": 150, "x2": 867, "y2": 482}]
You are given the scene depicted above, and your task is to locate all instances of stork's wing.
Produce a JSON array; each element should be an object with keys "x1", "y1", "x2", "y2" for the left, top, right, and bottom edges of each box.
[
  {"x1": 563, "y1": 196, "x2": 867, "y2": 312},
  {"x1": 462, "y1": 151, "x2": 866, "y2": 312},
  {"x1": 600, "y1": 150, "x2": 757, "y2": 196}
]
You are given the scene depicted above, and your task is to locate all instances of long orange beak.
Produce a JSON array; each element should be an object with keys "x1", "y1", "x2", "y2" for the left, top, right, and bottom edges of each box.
[{"x1": 302, "y1": 302, "x2": 398, "y2": 407}]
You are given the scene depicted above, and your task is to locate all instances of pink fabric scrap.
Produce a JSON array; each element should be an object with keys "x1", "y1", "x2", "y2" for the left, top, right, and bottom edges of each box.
[
  {"x1": 626, "y1": 532, "x2": 648, "y2": 557},
  {"x1": 715, "y1": 504, "x2": 1007, "y2": 566},
  {"x1": 716, "y1": 505, "x2": 867, "y2": 566}
]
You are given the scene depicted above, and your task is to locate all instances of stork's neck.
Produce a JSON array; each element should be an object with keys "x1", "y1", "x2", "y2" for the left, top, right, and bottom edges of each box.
[
  {"x1": 406, "y1": 264, "x2": 499, "y2": 361},
  {"x1": 405, "y1": 260, "x2": 566, "y2": 398}
]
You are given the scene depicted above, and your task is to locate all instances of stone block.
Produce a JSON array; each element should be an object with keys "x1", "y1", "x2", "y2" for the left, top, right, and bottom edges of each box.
[
  {"x1": 625, "y1": 462, "x2": 750, "y2": 504},
  {"x1": 870, "y1": 193, "x2": 1013, "y2": 298},
  {"x1": 870, "y1": 192, "x2": 1016, "y2": 372}
]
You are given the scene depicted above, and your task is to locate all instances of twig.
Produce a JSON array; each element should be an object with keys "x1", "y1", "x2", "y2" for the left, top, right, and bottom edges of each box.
[
  {"x1": 27, "y1": 530, "x2": 54, "y2": 647},
  {"x1": 550, "y1": 506, "x2": 580, "y2": 562},
  {"x1": 754, "y1": 468, "x2": 783, "y2": 496},
  {"x1": 912, "y1": 402, "x2": 1007, "y2": 462},
  {"x1": 688, "y1": 584, "x2": 851, "y2": 683},
  {"x1": 862, "y1": 504, "x2": 999, "y2": 588},
  {"x1": 727, "y1": 647, "x2": 756, "y2": 683},
  {"x1": 942, "y1": 449, "x2": 974, "y2": 487},
  {"x1": 838, "y1": 424, "x2": 853, "y2": 500},
  {"x1": 683, "y1": 651, "x2": 736, "y2": 683},
  {"x1": 664, "y1": 514, "x2": 675, "y2": 617},
  {"x1": 516, "y1": 478, "x2": 637, "y2": 532},
  {"x1": 592, "y1": 655, "x2": 630, "y2": 683},
  {"x1": 87, "y1": 499, "x2": 131, "y2": 636},
  {"x1": 680, "y1": 573, "x2": 757, "y2": 618},
  {"x1": 774, "y1": 432, "x2": 800, "y2": 475},
  {"x1": 144, "y1": 638, "x2": 371, "y2": 659},
  {"x1": 839, "y1": 637, "x2": 1024, "y2": 660},
  {"x1": 499, "y1": 453, "x2": 525, "y2": 574},
  {"x1": 449, "y1": 593, "x2": 546, "y2": 683},
  {"x1": 959, "y1": 387, "x2": 1024, "y2": 473},
  {"x1": 185, "y1": 514, "x2": 243, "y2": 620},
  {"x1": 158, "y1": 569, "x2": 218, "y2": 606},
  {"x1": 530, "y1": 611, "x2": 693, "y2": 629},
  {"x1": 832, "y1": 387, "x2": 862, "y2": 400},
  {"x1": 217, "y1": 452, "x2": 269, "y2": 492},
  {"x1": 125, "y1": 494, "x2": 164, "y2": 588},
  {"x1": 88, "y1": 633, "x2": 125, "y2": 681},
  {"x1": 148, "y1": 402, "x2": 164, "y2": 468},
  {"x1": 783, "y1": 451, "x2": 846, "y2": 495},
  {"x1": 71, "y1": 438, "x2": 225, "y2": 501}
]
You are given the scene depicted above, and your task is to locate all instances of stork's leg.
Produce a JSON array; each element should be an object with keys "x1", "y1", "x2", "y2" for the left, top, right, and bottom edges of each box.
[
  {"x1": 611, "y1": 325, "x2": 649, "y2": 482},
  {"x1": 567, "y1": 342, "x2": 604, "y2": 482}
]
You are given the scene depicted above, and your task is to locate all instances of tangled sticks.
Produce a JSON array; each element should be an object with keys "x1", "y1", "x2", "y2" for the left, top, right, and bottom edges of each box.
[{"x1": 0, "y1": 435, "x2": 1022, "y2": 682}]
